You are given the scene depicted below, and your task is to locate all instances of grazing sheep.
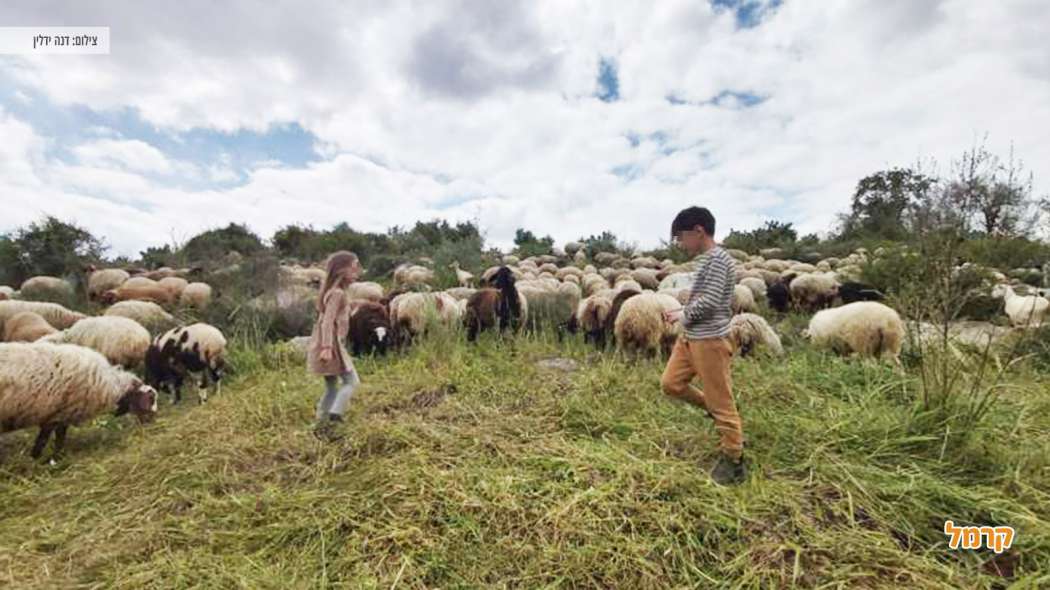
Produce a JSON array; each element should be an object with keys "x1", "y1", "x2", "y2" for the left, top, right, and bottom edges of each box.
[
  {"x1": 347, "y1": 301, "x2": 391, "y2": 356},
  {"x1": 0, "y1": 301, "x2": 86, "y2": 335},
  {"x1": 518, "y1": 282, "x2": 579, "y2": 332},
  {"x1": 389, "y1": 292, "x2": 462, "y2": 344},
  {"x1": 465, "y1": 267, "x2": 527, "y2": 341},
  {"x1": 570, "y1": 293, "x2": 614, "y2": 348},
  {"x1": 581, "y1": 274, "x2": 609, "y2": 297},
  {"x1": 631, "y1": 256, "x2": 661, "y2": 269},
  {"x1": 738, "y1": 277, "x2": 767, "y2": 301},
  {"x1": 615, "y1": 279, "x2": 644, "y2": 293},
  {"x1": 86, "y1": 266, "x2": 130, "y2": 300},
  {"x1": 604, "y1": 288, "x2": 642, "y2": 338},
  {"x1": 157, "y1": 276, "x2": 189, "y2": 301},
  {"x1": 104, "y1": 300, "x2": 177, "y2": 334},
  {"x1": 992, "y1": 284, "x2": 1048, "y2": 327},
  {"x1": 727, "y1": 313, "x2": 783, "y2": 357},
  {"x1": 573, "y1": 250, "x2": 587, "y2": 266},
  {"x1": 556, "y1": 266, "x2": 584, "y2": 281},
  {"x1": 0, "y1": 342, "x2": 158, "y2": 459},
  {"x1": 766, "y1": 279, "x2": 791, "y2": 313},
  {"x1": 122, "y1": 276, "x2": 159, "y2": 290},
  {"x1": 19, "y1": 276, "x2": 75, "y2": 303},
  {"x1": 143, "y1": 267, "x2": 178, "y2": 281},
  {"x1": 630, "y1": 268, "x2": 660, "y2": 290},
  {"x1": 444, "y1": 287, "x2": 477, "y2": 302},
  {"x1": 393, "y1": 264, "x2": 434, "y2": 289},
  {"x1": 100, "y1": 284, "x2": 177, "y2": 307},
  {"x1": 179, "y1": 282, "x2": 214, "y2": 309},
  {"x1": 789, "y1": 273, "x2": 839, "y2": 311},
  {"x1": 345, "y1": 281, "x2": 384, "y2": 303},
  {"x1": 836, "y1": 281, "x2": 884, "y2": 304},
  {"x1": 805, "y1": 302, "x2": 905, "y2": 365},
  {"x1": 2, "y1": 312, "x2": 58, "y2": 342},
  {"x1": 594, "y1": 252, "x2": 619, "y2": 266},
  {"x1": 731, "y1": 284, "x2": 757, "y2": 315},
  {"x1": 42, "y1": 316, "x2": 152, "y2": 369},
  {"x1": 614, "y1": 292, "x2": 682, "y2": 356},
  {"x1": 145, "y1": 323, "x2": 228, "y2": 404}
]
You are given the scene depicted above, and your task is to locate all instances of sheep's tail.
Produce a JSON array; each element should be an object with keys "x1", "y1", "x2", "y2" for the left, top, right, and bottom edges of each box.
[{"x1": 874, "y1": 327, "x2": 885, "y2": 358}]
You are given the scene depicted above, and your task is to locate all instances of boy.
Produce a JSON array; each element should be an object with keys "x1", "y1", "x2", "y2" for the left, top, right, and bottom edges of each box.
[{"x1": 661, "y1": 206, "x2": 747, "y2": 485}]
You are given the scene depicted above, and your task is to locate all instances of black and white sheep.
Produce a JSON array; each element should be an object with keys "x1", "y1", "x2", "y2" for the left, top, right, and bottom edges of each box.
[
  {"x1": 347, "y1": 301, "x2": 392, "y2": 356},
  {"x1": 145, "y1": 323, "x2": 228, "y2": 404},
  {"x1": 0, "y1": 342, "x2": 158, "y2": 459}
]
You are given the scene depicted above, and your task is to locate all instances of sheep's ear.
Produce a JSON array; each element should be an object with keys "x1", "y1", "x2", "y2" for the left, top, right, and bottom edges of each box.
[{"x1": 114, "y1": 392, "x2": 131, "y2": 416}]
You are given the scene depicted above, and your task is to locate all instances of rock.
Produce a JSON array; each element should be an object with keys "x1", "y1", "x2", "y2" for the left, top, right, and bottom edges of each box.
[{"x1": 536, "y1": 357, "x2": 579, "y2": 372}]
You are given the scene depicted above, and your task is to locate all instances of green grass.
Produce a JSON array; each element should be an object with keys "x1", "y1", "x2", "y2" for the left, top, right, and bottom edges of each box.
[{"x1": 1, "y1": 325, "x2": 1048, "y2": 588}]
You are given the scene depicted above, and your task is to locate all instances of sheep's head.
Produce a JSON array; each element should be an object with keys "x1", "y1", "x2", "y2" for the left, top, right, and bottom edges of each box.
[
  {"x1": 99, "y1": 290, "x2": 119, "y2": 305},
  {"x1": 492, "y1": 266, "x2": 515, "y2": 290},
  {"x1": 115, "y1": 381, "x2": 158, "y2": 424}
]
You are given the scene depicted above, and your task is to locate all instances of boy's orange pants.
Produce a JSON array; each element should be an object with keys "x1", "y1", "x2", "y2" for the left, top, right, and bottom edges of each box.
[{"x1": 660, "y1": 336, "x2": 744, "y2": 459}]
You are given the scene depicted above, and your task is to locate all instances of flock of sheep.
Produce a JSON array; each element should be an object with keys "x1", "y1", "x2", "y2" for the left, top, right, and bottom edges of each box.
[
  {"x1": 2, "y1": 241, "x2": 1048, "y2": 461},
  {"x1": 1, "y1": 265, "x2": 226, "y2": 460}
]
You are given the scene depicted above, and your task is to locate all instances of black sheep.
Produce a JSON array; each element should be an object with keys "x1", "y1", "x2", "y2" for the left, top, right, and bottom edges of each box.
[
  {"x1": 347, "y1": 301, "x2": 391, "y2": 356},
  {"x1": 837, "y1": 281, "x2": 885, "y2": 304}
]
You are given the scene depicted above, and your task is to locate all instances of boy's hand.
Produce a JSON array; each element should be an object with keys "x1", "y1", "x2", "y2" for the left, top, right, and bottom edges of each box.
[{"x1": 663, "y1": 309, "x2": 683, "y2": 324}]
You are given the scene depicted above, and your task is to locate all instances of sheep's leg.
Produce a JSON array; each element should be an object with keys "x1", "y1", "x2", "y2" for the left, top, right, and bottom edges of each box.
[
  {"x1": 198, "y1": 372, "x2": 210, "y2": 404},
  {"x1": 30, "y1": 424, "x2": 55, "y2": 459},
  {"x1": 51, "y1": 424, "x2": 69, "y2": 459}
]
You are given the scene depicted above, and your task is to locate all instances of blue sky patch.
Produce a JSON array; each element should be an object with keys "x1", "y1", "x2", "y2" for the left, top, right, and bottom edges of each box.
[
  {"x1": 710, "y1": 0, "x2": 783, "y2": 29},
  {"x1": 595, "y1": 57, "x2": 620, "y2": 102}
]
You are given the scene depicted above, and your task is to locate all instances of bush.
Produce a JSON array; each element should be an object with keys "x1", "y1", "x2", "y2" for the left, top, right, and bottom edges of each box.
[{"x1": 962, "y1": 237, "x2": 1050, "y2": 271}]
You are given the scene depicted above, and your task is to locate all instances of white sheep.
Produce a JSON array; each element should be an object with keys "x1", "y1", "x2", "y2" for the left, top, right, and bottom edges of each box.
[
  {"x1": 19, "y1": 276, "x2": 75, "y2": 302},
  {"x1": 805, "y1": 302, "x2": 905, "y2": 365},
  {"x1": 790, "y1": 273, "x2": 840, "y2": 311},
  {"x1": 727, "y1": 313, "x2": 783, "y2": 357},
  {"x1": 86, "y1": 267, "x2": 130, "y2": 300},
  {"x1": 42, "y1": 316, "x2": 152, "y2": 369},
  {"x1": 0, "y1": 301, "x2": 86, "y2": 336},
  {"x1": 145, "y1": 323, "x2": 228, "y2": 404},
  {"x1": 2, "y1": 311, "x2": 58, "y2": 342},
  {"x1": 731, "y1": 284, "x2": 757, "y2": 314},
  {"x1": 450, "y1": 261, "x2": 475, "y2": 287},
  {"x1": 157, "y1": 276, "x2": 189, "y2": 301},
  {"x1": 104, "y1": 300, "x2": 177, "y2": 333},
  {"x1": 389, "y1": 292, "x2": 463, "y2": 342},
  {"x1": 992, "y1": 284, "x2": 1048, "y2": 328},
  {"x1": 614, "y1": 292, "x2": 682, "y2": 356},
  {"x1": 122, "y1": 276, "x2": 159, "y2": 290},
  {"x1": 0, "y1": 286, "x2": 15, "y2": 300},
  {"x1": 630, "y1": 268, "x2": 660, "y2": 290},
  {"x1": 179, "y1": 282, "x2": 214, "y2": 309},
  {"x1": 0, "y1": 342, "x2": 158, "y2": 459},
  {"x1": 574, "y1": 293, "x2": 613, "y2": 347},
  {"x1": 345, "y1": 281, "x2": 384, "y2": 303},
  {"x1": 738, "y1": 277, "x2": 767, "y2": 301}
]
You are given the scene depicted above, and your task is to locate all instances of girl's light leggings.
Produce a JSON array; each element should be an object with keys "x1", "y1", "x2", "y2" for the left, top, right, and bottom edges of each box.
[{"x1": 316, "y1": 370, "x2": 359, "y2": 419}]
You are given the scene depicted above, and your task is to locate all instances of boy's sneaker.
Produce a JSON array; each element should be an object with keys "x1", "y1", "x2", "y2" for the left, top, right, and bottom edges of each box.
[
  {"x1": 710, "y1": 453, "x2": 747, "y2": 486},
  {"x1": 313, "y1": 414, "x2": 346, "y2": 442}
]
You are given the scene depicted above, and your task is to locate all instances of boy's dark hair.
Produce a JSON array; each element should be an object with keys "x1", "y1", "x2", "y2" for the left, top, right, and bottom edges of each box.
[{"x1": 670, "y1": 206, "x2": 716, "y2": 239}]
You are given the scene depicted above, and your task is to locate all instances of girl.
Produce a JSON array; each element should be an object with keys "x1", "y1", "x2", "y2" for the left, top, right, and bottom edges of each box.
[{"x1": 307, "y1": 251, "x2": 362, "y2": 441}]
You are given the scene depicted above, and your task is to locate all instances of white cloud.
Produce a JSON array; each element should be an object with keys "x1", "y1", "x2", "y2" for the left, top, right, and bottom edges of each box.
[{"x1": 1, "y1": 0, "x2": 1048, "y2": 257}]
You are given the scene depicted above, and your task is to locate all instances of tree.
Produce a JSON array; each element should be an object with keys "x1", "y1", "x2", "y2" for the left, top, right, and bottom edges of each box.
[
  {"x1": 724, "y1": 220, "x2": 799, "y2": 252},
  {"x1": 1, "y1": 216, "x2": 107, "y2": 285},
  {"x1": 839, "y1": 168, "x2": 936, "y2": 240},
  {"x1": 513, "y1": 228, "x2": 554, "y2": 257},
  {"x1": 180, "y1": 223, "x2": 264, "y2": 264},
  {"x1": 946, "y1": 143, "x2": 1039, "y2": 237}
]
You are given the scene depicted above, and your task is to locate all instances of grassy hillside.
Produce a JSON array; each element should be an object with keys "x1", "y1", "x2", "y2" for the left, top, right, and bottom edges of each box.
[{"x1": 1, "y1": 324, "x2": 1048, "y2": 588}]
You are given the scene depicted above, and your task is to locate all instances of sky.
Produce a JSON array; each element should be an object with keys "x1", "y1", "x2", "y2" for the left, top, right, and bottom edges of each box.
[{"x1": 1, "y1": 0, "x2": 1048, "y2": 257}]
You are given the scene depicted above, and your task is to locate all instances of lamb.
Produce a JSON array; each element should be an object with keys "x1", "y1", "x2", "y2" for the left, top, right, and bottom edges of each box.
[
  {"x1": 104, "y1": 300, "x2": 177, "y2": 334},
  {"x1": 805, "y1": 302, "x2": 905, "y2": 365},
  {"x1": 465, "y1": 266, "x2": 528, "y2": 341},
  {"x1": 2, "y1": 312, "x2": 58, "y2": 342},
  {"x1": 42, "y1": 316, "x2": 152, "y2": 369},
  {"x1": 727, "y1": 313, "x2": 783, "y2": 357},
  {"x1": 19, "y1": 276, "x2": 75, "y2": 303},
  {"x1": 179, "y1": 282, "x2": 214, "y2": 309},
  {"x1": 347, "y1": 301, "x2": 391, "y2": 356},
  {"x1": 0, "y1": 342, "x2": 158, "y2": 459},
  {"x1": 992, "y1": 284, "x2": 1048, "y2": 328},
  {"x1": 732, "y1": 284, "x2": 757, "y2": 314},
  {"x1": 789, "y1": 273, "x2": 839, "y2": 311},
  {"x1": 614, "y1": 292, "x2": 682, "y2": 356},
  {"x1": 0, "y1": 301, "x2": 86, "y2": 335},
  {"x1": 86, "y1": 266, "x2": 130, "y2": 300},
  {"x1": 100, "y1": 284, "x2": 177, "y2": 307},
  {"x1": 145, "y1": 323, "x2": 228, "y2": 404}
]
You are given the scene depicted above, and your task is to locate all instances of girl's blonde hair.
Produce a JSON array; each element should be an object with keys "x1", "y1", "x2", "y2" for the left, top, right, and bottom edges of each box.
[{"x1": 317, "y1": 251, "x2": 359, "y2": 313}]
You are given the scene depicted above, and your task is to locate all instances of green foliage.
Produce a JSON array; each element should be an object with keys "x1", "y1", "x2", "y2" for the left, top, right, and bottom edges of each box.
[
  {"x1": 838, "y1": 167, "x2": 937, "y2": 241},
  {"x1": 723, "y1": 220, "x2": 821, "y2": 257},
  {"x1": 139, "y1": 245, "x2": 176, "y2": 270},
  {"x1": 513, "y1": 228, "x2": 554, "y2": 258},
  {"x1": 0, "y1": 216, "x2": 107, "y2": 288},
  {"x1": 961, "y1": 236, "x2": 1050, "y2": 271},
  {"x1": 181, "y1": 222, "x2": 265, "y2": 264}
]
